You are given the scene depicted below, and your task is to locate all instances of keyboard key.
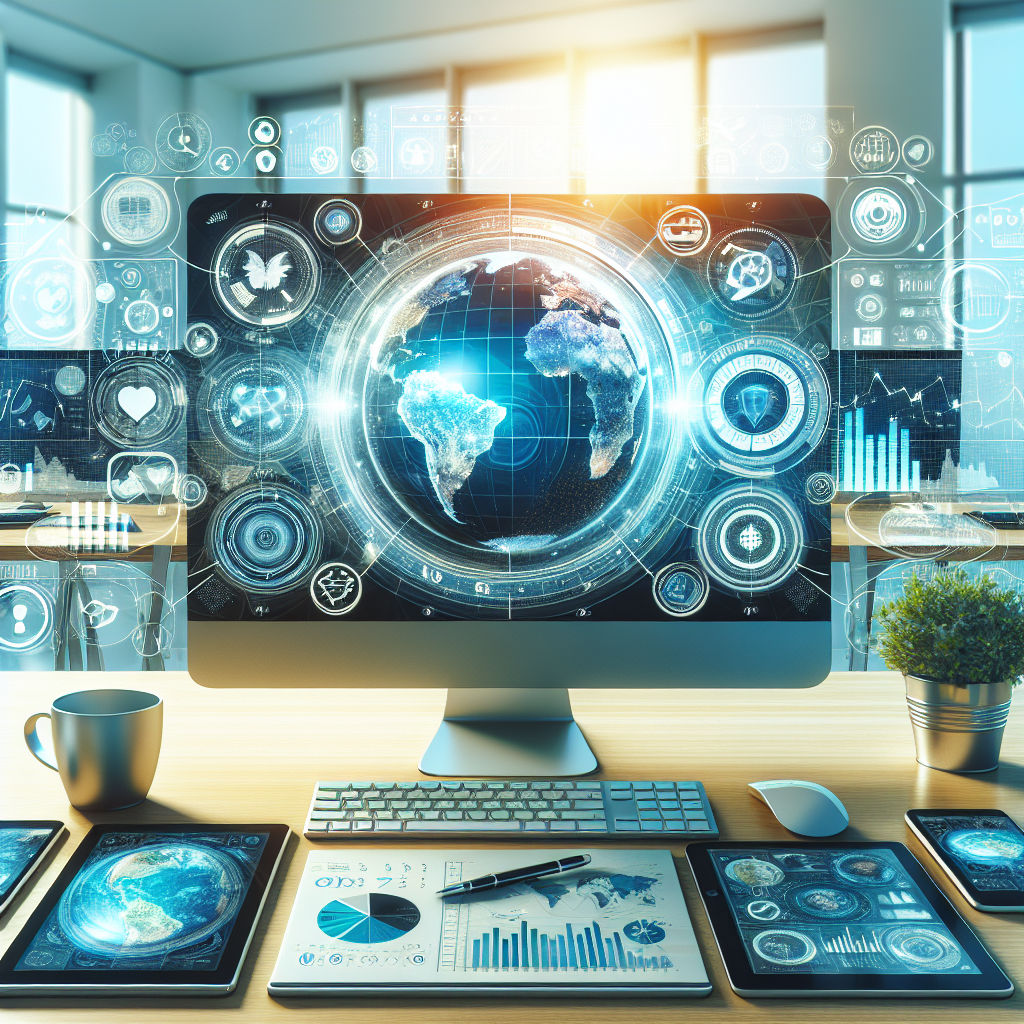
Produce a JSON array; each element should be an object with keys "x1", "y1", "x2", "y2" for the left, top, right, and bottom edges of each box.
[
  {"x1": 441, "y1": 781, "x2": 463, "y2": 791},
  {"x1": 420, "y1": 811, "x2": 441, "y2": 820},
  {"x1": 328, "y1": 821, "x2": 351, "y2": 831},
  {"x1": 663, "y1": 810, "x2": 685, "y2": 820},
  {"x1": 640, "y1": 821, "x2": 664, "y2": 831},
  {"x1": 420, "y1": 782, "x2": 441, "y2": 790},
  {"x1": 639, "y1": 810, "x2": 661, "y2": 820},
  {"x1": 311, "y1": 811, "x2": 348, "y2": 820},
  {"x1": 562, "y1": 810, "x2": 604, "y2": 820},
  {"x1": 510, "y1": 782, "x2": 529, "y2": 789},
  {"x1": 351, "y1": 782, "x2": 374, "y2": 790},
  {"x1": 353, "y1": 821, "x2": 373, "y2": 831},
  {"x1": 577, "y1": 822, "x2": 608, "y2": 831},
  {"x1": 614, "y1": 820, "x2": 640, "y2": 830},
  {"x1": 550, "y1": 821, "x2": 577, "y2": 831},
  {"x1": 654, "y1": 781, "x2": 675, "y2": 789},
  {"x1": 489, "y1": 811, "x2": 511, "y2": 820},
  {"x1": 572, "y1": 800, "x2": 604, "y2": 810},
  {"x1": 314, "y1": 800, "x2": 341, "y2": 810},
  {"x1": 444, "y1": 811, "x2": 464, "y2": 820},
  {"x1": 405, "y1": 820, "x2": 522, "y2": 831},
  {"x1": 524, "y1": 822, "x2": 548, "y2": 831},
  {"x1": 376, "y1": 821, "x2": 403, "y2": 831},
  {"x1": 684, "y1": 809, "x2": 707, "y2": 819},
  {"x1": 397, "y1": 782, "x2": 418, "y2": 790},
  {"x1": 689, "y1": 821, "x2": 712, "y2": 831},
  {"x1": 636, "y1": 800, "x2": 658, "y2": 809},
  {"x1": 551, "y1": 800, "x2": 571, "y2": 810},
  {"x1": 576, "y1": 782, "x2": 601, "y2": 790},
  {"x1": 320, "y1": 782, "x2": 352, "y2": 790},
  {"x1": 682, "y1": 800, "x2": 704, "y2": 810},
  {"x1": 391, "y1": 800, "x2": 410, "y2": 809},
  {"x1": 467, "y1": 811, "x2": 487, "y2": 820},
  {"x1": 530, "y1": 782, "x2": 552, "y2": 790},
  {"x1": 367, "y1": 800, "x2": 386, "y2": 810},
  {"x1": 315, "y1": 789, "x2": 339, "y2": 800},
  {"x1": 306, "y1": 821, "x2": 330, "y2": 832},
  {"x1": 513, "y1": 811, "x2": 535, "y2": 820}
]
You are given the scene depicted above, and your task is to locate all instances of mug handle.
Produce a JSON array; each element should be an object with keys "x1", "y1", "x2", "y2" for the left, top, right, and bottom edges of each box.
[{"x1": 24, "y1": 713, "x2": 59, "y2": 771}]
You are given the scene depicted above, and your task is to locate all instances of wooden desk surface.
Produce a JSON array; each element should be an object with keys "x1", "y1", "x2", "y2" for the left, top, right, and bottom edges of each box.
[
  {"x1": 0, "y1": 503, "x2": 187, "y2": 562},
  {"x1": 1, "y1": 671, "x2": 1022, "y2": 1023}
]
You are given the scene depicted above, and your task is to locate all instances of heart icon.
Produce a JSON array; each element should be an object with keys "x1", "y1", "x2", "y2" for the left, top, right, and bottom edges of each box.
[
  {"x1": 117, "y1": 386, "x2": 157, "y2": 422},
  {"x1": 146, "y1": 465, "x2": 171, "y2": 487}
]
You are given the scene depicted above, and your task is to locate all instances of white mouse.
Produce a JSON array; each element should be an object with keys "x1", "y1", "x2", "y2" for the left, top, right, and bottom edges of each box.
[{"x1": 748, "y1": 779, "x2": 849, "y2": 837}]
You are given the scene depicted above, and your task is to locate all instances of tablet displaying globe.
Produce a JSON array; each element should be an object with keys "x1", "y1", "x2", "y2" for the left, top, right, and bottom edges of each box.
[
  {"x1": 15, "y1": 830, "x2": 268, "y2": 972},
  {"x1": 185, "y1": 194, "x2": 832, "y2": 623}
]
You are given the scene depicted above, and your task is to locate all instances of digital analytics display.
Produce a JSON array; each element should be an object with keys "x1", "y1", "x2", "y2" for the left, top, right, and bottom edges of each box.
[
  {"x1": 708, "y1": 845, "x2": 979, "y2": 976},
  {"x1": 185, "y1": 193, "x2": 832, "y2": 624},
  {"x1": 15, "y1": 830, "x2": 268, "y2": 972}
]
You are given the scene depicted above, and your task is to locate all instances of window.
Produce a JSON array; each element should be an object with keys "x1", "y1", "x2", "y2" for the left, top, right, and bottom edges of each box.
[
  {"x1": 705, "y1": 37, "x2": 827, "y2": 195},
  {"x1": 583, "y1": 51, "x2": 694, "y2": 193},
  {"x1": 5, "y1": 53, "x2": 92, "y2": 255},
  {"x1": 461, "y1": 63, "x2": 570, "y2": 192},
  {"x1": 359, "y1": 77, "x2": 447, "y2": 192}
]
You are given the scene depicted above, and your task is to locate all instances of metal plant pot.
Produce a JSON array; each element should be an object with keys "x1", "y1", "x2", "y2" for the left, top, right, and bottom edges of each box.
[{"x1": 904, "y1": 674, "x2": 1014, "y2": 773}]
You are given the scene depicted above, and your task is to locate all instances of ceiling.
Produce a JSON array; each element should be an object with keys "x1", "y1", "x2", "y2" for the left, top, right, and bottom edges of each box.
[{"x1": 5, "y1": 0, "x2": 634, "y2": 71}]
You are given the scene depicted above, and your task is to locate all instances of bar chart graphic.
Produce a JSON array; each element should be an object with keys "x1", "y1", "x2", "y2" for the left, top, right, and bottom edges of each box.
[
  {"x1": 821, "y1": 929, "x2": 883, "y2": 955},
  {"x1": 466, "y1": 918, "x2": 673, "y2": 972},
  {"x1": 840, "y1": 409, "x2": 919, "y2": 492}
]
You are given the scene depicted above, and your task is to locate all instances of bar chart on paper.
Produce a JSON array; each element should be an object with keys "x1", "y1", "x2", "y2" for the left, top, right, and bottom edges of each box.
[{"x1": 269, "y1": 848, "x2": 711, "y2": 994}]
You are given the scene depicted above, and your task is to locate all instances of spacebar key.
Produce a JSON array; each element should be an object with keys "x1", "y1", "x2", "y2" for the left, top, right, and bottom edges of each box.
[{"x1": 405, "y1": 820, "x2": 523, "y2": 831}]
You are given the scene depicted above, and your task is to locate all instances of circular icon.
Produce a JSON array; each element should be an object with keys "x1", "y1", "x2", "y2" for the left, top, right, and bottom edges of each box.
[
  {"x1": 652, "y1": 563, "x2": 709, "y2": 617},
  {"x1": 184, "y1": 321, "x2": 220, "y2": 359},
  {"x1": 802, "y1": 134, "x2": 835, "y2": 170},
  {"x1": 832, "y1": 853, "x2": 898, "y2": 886},
  {"x1": 752, "y1": 929, "x2": 817, "y2": 966},
  {"x1": 758, "y1": 142, "x2": 789, "y2": 173},
  {"x1": 310, "y1": 145, "x2": 339, "y2": 175},
  {"x1": 91, "y1": 356, "x2": 186, "y2": 448},
  {"x1": 317, "y1": 894, "x2": 421, "y2": 943},
  {"x1": 54, "y1": 364, "x2": 87, "y2": 396},
  {"x1": 101, "y1": 177, "x2": 172, "y2": 246},
  {"x1": 944, "y1": 829, "x2": 1024, "y2": 862},
  {"x1": 248, "y1": 116, "x2": 281, "y2": 147},
  {"x1": 706, "y1": 228, "x2": 799, "y2": 320},
  {"x1": 121, "y1": 267, "x2": 142, "y2": 289},
  {"x1": 96, "y1": 282, "x2": 116, "y2": 304},
  {"x1": 328, "y1": 953, "x2": 344, "y2": 966},
  {"x1": 255, "y1": 149, "x2": 278, "y2": 174},
  {"x1": 724, "y1": 857, "x2": 785, "y2": 887},
  {"x1": 7, "y1": 257, "x2": 96, "y2": 345},
  {"x1": 622, "y1": 919, "x2": 666, "y2": 945},
  {"x1": 207, "y1": 484, "x2": 324, "y2": 596},
  {"x1": 123, "y1": 299, "x2": 161, "y2": 336},
  {"x1": 657, "y1": 205, "x2": 711, "y2": 256},
  {"x1": 209, "y1": 146, "x2": 239, "y2": 176},
  {"x1": 123, "y1": 146, "x2": 156, "y2": 175},
  {"x1": 351, "y1": 146, "x2": 378, "y2": 174},
  {"x1": 91, "y1": 133, "x2": 118, "y2": 157},
  {"x1": 789, "y1": 885, "x2": 867, "y2": 920},
  {"x1": 156, "y1": 112, "x2": 212, "y2": 173},
  {"x1": 849, "y1": 125, "x2": 900, "y2": 174},
  {"x1": 696, "y1": 485, "x2": 805, "y2": 594},
  {"x1": 314, "y1": 199, "x2": 362, "y2": 246},
  {"x1": 212, "y1": 219, "x2": 320, "y2": 328},
  {"x1": 399, "y1": 136, "x2": 434, "y2": 174},
  {"x1": 902, "y1": 135, "x2": 934, "y2": 170},
  {"x1": 0, "y1": 464, "x2": 22, "y2": 494},
  {"x1": 837, "y1": 177, "x2": 926, "y2": 256},
  {"x1": 746, "y1": 900, "x2": 782, "y2": 922},
  {"x1": 175, "y1": 473, "x2": 209, "y2": 509},
  {"x1": 199, "y1": 353, "x2": 309, "y2": 461},
  {"x1": 883, "y1": 927, "x2": 961, "y2": 971},
  {"x1": 310, "y1": 562, "x2": 362, "y2": 616},
  {"x1": 0, "y1": 583, "x2": 52, "y2": 652},
  {"x1": 855, "y1": 293, "x2": 886, "y2": 322},
  {"x1": 805, "y1": 472, "x2": 836, "y2": 505},
  {"x1": 687, "y1": 336, "x2": 830, "y2": 476},
  {"x1": 939, "y1": 263, "x2": 1011, "y2": 334}
]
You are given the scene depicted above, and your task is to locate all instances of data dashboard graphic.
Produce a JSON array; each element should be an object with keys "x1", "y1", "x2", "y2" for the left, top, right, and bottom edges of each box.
[{"x1": 185, "y1": 193, "x2": 832, "y2": 623}]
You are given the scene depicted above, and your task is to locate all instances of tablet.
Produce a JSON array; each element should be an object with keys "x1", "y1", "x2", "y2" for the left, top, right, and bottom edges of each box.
[
  {"x1": 686, "y1": 842, "x2": 1013, "y2": 998},
  {"x1": 0, "y1": 823, "x2": 290, "y2": 996},
  {"x1": 0, "y1": 822, "x2": 64, "y2": 917}
]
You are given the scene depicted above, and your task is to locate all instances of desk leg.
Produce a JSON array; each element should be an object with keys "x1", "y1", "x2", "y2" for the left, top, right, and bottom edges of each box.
[{"x1": 846, "y1": 547, "x2": 887, "y2": 671}]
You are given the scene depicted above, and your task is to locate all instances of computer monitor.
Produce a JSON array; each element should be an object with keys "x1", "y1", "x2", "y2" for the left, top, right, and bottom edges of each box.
[{"x1": 185, "y1": 193, "x2": 833, "y2": 776}]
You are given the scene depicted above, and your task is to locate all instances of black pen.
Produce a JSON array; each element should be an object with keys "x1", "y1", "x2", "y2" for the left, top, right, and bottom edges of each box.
[{"x1": 437, "y1": 854, "x2": 591, "y2": 897}]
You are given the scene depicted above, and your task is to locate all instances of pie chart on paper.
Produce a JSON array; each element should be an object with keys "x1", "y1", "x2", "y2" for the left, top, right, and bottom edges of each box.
[{"x1": 316, "y1": 893, "x2": 421, "y2": 943}]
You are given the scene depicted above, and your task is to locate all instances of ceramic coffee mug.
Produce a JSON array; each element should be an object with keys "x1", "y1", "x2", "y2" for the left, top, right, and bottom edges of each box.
[{"x1": 24, "y1": 689, "x2": 163, "y2": 810}]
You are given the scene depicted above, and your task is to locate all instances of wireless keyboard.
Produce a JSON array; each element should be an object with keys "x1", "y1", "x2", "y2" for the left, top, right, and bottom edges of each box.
[{"x1": 304, "y1": 780, "x2": 718, "y2": 839}]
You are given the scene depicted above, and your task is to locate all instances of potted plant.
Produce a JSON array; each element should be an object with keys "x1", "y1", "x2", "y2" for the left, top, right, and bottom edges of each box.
[{"x1": 874, "y1": 569, "x2": 1024, "y2": 773}]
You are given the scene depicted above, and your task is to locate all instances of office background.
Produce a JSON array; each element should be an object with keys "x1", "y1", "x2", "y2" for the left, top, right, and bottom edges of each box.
[{"x1": 0, "y1": 0, "x2": 1022, "y2": 672}]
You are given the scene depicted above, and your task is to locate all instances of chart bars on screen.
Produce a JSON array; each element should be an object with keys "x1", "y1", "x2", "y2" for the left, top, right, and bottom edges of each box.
[
  {"x1": 467, "y1": 920, "x2": 672, "y2": 972},
  {"x1": 822, "y1": 929, "x2": 883, "y2": 955},
  {"x1": 841, "y1": 408, "x2": 920, "y2": 492}
]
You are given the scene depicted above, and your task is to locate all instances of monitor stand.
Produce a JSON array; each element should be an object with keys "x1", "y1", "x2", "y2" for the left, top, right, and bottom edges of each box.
[{"x1": 418, "y1": 688, "x2": 598, "y2": 778}]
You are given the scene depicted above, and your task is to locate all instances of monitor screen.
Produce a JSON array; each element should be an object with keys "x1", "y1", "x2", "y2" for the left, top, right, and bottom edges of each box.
[{"x1": 184, "y1": 194, "x2": 832, "y2": 628}]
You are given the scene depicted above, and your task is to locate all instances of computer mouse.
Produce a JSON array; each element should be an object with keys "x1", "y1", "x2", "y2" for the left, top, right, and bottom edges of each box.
[{"x1": 748, "y1": 779, "x2": 849, "y2": 837}]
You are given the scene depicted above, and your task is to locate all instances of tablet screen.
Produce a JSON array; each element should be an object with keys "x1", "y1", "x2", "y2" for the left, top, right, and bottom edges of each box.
[
  {"x1": 15, "y1": 830, "x2": 269, "y2": 973},
  {"x1": 0, "y1": 828, "x2": 56, "y2": 902},
  {"x1": 710, "y1": 846, "x2": 981, "y2": 976},
  {"x1": 916, "y1": 812, "x2": 1024, "y2": 892}
]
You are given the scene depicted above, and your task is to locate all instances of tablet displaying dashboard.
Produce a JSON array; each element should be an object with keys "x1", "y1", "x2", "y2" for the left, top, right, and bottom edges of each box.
[
  {"x1": 0, "y1": 823, "x2": 289, "y2": 996},
  {"x1": 686, "y1": 842, "x2": 1013, "y2": 997}
]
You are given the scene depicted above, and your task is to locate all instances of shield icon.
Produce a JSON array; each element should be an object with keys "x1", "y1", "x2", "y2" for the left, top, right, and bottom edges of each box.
[{"x1": 739, "y1": 384, "x2": 773, "y2": 429}]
